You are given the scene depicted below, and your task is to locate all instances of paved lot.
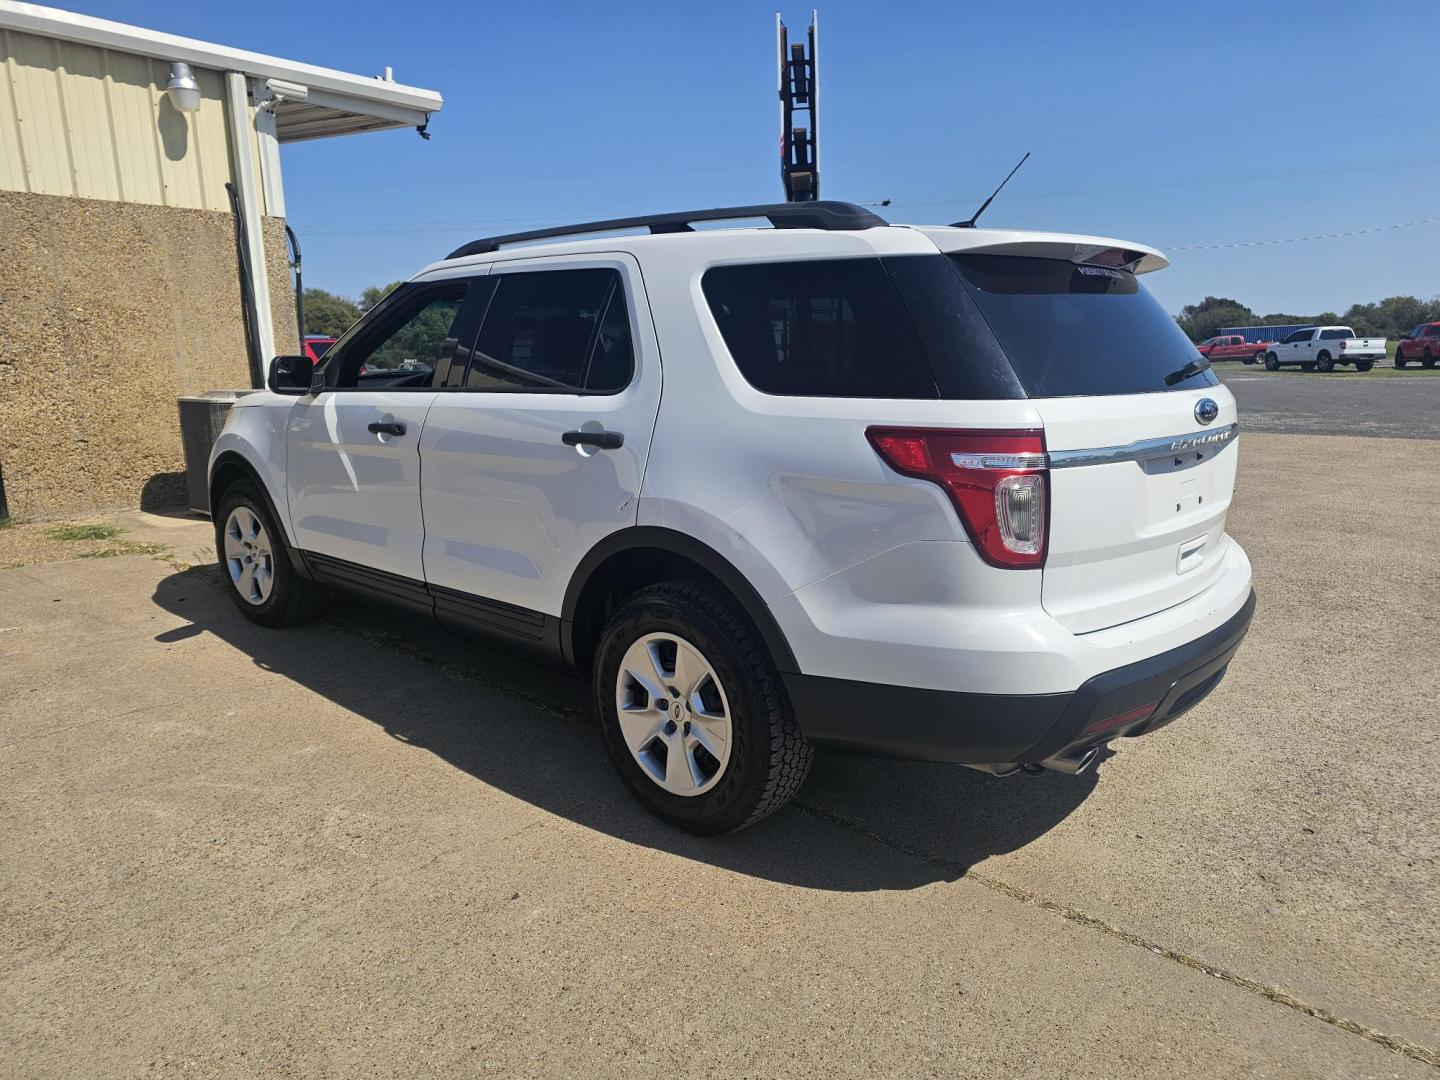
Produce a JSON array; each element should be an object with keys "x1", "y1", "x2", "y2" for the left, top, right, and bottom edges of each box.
[
  {"x1": 1217, "y1": 366, "x2": 1440, "y2": 439},
  {"x1": 3, "y1": 433, "x2": 1438, "y2": 1078}
]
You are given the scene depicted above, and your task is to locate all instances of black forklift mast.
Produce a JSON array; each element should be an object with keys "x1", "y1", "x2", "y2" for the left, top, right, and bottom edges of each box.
[{"x1": 777, "y1": 11, "x2": 819, "y2": 202}]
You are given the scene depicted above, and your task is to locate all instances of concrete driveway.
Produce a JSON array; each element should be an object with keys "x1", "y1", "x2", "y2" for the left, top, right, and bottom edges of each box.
[
  {"x1": 1216, "y1": 366, "x2": 1440, "y2": 439},
  {"x1": 2, "y1": 432, "x2": 1437, "y2": 1078}
]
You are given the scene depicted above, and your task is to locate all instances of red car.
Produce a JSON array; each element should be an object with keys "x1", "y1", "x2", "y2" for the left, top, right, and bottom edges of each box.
[
  {"x1": 302, "y1": 335, "x2": 337, "y2": 364},
  {"x1": 1394, "y1": 322, "x2": 1440, "y2": 368},
  {"x1": 1195, "y1": 334, "x2": 1270, "y2": 364}
]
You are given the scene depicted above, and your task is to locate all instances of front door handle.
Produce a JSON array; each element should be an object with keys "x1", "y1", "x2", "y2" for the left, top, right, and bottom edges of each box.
[
  {"x1": 368, "y1": 421, "x2": 407, "y2": 436},
  {"x1": 562, "y1": 429, "x2": 624, "y2": 450}
]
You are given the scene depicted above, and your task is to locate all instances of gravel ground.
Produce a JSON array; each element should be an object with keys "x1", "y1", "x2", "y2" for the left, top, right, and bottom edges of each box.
[
  {"x1": 1, "y1": 433, "x2": 1437, "y2": 1078},
  {"x1": 1216, "y1": 366, "x2": 1440, "y2": 439}
]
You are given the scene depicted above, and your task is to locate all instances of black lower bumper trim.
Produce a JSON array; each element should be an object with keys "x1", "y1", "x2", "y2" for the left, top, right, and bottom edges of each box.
[{"x1": 783, "y1": 589, "x2": 1256, "y2": 766}]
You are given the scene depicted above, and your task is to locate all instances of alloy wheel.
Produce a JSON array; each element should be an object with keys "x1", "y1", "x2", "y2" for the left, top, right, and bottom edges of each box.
[
  {"x1": 223, "y1": 506, "x2": 275, "y2": 606},
  {"x1": 614, "y1": 633, "x2": 733, "y2": 796}
]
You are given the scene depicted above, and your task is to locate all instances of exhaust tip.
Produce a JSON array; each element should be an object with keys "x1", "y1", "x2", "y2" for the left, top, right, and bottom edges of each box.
[{"x1": 1040, "y1": 745, "x2": 1100, "y2": 776}]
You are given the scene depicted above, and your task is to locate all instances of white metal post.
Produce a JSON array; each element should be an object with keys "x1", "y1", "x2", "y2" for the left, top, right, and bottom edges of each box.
[
  {"x1": 223, "y1": 70, "x2": 275, "y2": 372},
  {"x1": 254, "y1": 94, "x2": 286, "y2": 220}
]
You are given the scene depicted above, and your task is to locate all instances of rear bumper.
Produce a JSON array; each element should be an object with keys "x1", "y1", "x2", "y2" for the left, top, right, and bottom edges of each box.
[{"x1": 783, "y1": 589, "x2": 1255, "y2": 768}]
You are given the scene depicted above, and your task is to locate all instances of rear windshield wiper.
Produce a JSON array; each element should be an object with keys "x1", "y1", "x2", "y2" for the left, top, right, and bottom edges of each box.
[{"x1": 1164, "y1": 356, "x2": 1210, "y2": 387}]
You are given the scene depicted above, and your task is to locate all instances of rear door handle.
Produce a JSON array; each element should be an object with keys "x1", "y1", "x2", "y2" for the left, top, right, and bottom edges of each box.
[
  {"x1": 367, "y1": 421, "x2": 406, "y2": 436},
  {"x1": 562, "y1": 429, "x2": 624, "y2": 450}
]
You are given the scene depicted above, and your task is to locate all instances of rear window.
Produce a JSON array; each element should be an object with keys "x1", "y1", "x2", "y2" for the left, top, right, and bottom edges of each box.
[
  {"x1": 702, "y1": 255, "x2": 1215, "y2": 400},
  {"x1": 946, "y1": 255, "x2": 1218, "y2": 397},
  {"x1": 1319, "y1": 328, "x2": 1352, "y2": 340}
]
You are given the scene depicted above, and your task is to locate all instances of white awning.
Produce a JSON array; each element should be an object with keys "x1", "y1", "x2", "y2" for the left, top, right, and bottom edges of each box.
[{"x1": 0, "y1": 1, "x2": 443, "y2": 141}]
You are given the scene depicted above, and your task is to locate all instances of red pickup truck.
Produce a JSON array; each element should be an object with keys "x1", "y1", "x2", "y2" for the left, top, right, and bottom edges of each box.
[
  {"x1": 1394, "y1": 322, "x2": 1440, "y2": 368},
  {"x1": 1195, "y1": 335, "x2": 1270, "y2": 364}
]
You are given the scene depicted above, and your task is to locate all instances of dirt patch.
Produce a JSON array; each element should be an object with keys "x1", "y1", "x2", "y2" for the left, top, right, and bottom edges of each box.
[{"x1": 0, "y1": 517, "x2": 173, "y2": 569}]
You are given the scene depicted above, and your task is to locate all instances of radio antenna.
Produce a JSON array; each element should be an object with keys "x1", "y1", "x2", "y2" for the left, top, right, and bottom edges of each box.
[{"x1": 952, "y1": 152, "x2": 1030, "y2": 228}]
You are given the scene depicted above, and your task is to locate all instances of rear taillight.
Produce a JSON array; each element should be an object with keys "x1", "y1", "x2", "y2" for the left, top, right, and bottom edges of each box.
[
  {"x1": 1339, "y1": 340, "x2": 1347, "y2": 350},
  {"x1": 865, "y1": 427, "x2": 1049, "y2": 569}
]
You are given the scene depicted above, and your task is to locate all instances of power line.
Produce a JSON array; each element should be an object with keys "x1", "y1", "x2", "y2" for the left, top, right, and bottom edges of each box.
[
  {"x1": 864, "y1": 156, "x2": 1440, "y2": 212},
  {"x1": 1168, "y1": 216, "x2": 1440, "y2": 252}
]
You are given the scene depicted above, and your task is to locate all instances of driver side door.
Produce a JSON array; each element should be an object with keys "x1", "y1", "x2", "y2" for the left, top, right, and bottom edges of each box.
[{"x1": 285, "y1": 274, "x2": 488, "y2": 584}]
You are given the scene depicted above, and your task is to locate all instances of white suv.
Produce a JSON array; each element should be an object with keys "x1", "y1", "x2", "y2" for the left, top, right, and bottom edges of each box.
[{"x1": 209, "y1": 202, "x2": 1255, "y2": 834}]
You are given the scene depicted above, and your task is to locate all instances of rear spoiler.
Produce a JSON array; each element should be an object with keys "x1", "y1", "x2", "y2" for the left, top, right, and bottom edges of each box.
[{"x1": 913, "y1": 227, "x2": 1170, "y2": 274}]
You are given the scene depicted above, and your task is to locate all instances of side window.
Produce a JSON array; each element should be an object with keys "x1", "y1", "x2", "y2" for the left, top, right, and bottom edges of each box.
[
  {"x1": 1285, "y1": 330, "x2": 1311, "y2": 343},
  {"x1": 327, "y1": 280, "x2": 474, "y2": 389},
  {"x1": 702, "y1": 258, "x2": 942, "y2": 398},
  {"x1": 1427, "y1": 325, "x2": 1440, "y2": 338},
  {"x1": 462, "y1": 268, "x2": 633, "y2": 393},
  {"x1": 439, "y1": 278, "x2": 497, "y2": 388}
]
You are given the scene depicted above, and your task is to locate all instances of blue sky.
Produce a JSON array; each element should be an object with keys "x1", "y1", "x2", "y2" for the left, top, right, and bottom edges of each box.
[{"x1": 73, "y1": 0, "x2": 1438, "y2": 315}]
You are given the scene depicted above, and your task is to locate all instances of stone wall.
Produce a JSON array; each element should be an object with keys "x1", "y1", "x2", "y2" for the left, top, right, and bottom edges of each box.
[{"x1": 0, "y1": 190, "x2": 296, "y2": 517}]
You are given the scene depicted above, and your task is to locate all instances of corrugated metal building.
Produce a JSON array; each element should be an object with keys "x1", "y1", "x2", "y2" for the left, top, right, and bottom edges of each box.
[
  {"x1": 0, "y1": 2, "x2": 441, "y2": 517},
  {"x1": 1217, "y1": 325, "x2": 1314, "y2": 344}
]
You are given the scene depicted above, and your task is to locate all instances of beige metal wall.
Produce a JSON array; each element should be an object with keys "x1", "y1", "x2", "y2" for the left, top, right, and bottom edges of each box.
[{"x1": 0, "y1": 27, "x2": 276, "y2": 214}]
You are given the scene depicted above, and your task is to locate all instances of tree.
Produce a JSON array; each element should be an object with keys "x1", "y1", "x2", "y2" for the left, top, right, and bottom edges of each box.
[
  {"x1": 1175, "y1": 293, "x2": 1440, "y2": 344},
  {"x1": 360, "y1": 281, "x2": 406, "y2": 313},
  {"x1": 1374, "y1": 296, "x2": 1431, "y2": 339},
  {"x1": 301, "y1": 288, "x2": 361, "y2": 337},
  {"x1": 1176, "y1": 296, "x2": 1254, "y2": 342}
]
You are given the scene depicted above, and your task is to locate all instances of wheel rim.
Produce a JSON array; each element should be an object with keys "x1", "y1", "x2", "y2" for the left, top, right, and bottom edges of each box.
[
  {"x1": 615, "y1": 633, "x2": 732, "y2": 797},
  {"x1": 223, "y1": 506, "x2": 275, "y2": 606}
]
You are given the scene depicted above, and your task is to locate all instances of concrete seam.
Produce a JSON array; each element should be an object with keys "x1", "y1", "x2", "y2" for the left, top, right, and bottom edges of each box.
[{"x1": 792, "y1": 800, "x2": 1440, "y2": 1069}]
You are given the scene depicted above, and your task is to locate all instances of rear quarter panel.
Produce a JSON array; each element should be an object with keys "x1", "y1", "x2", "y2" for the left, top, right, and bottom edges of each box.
[{"x1": 634, "y1": 229, "x2": 1043, "y2": 603}]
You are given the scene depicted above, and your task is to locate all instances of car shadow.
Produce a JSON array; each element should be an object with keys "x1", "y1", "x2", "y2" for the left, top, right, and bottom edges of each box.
[{"x1": 151, "y1": 565, "x2": 1099, "y2": 892}]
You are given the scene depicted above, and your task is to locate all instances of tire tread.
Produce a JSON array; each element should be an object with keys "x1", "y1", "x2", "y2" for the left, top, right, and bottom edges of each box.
[{"x1": 597, "y1": 579, "x2": 812, "y2": 833}]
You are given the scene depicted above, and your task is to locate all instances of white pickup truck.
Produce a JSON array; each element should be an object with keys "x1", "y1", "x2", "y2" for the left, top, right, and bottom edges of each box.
[{"x1": 1262, "y1": 326, "x2": 1386, "y2": 372}]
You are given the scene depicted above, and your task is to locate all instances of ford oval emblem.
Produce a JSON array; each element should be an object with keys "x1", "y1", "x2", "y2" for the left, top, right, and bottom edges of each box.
[{"x1": 1194, "y1": 398, "x2": 1219, "y2": 425}]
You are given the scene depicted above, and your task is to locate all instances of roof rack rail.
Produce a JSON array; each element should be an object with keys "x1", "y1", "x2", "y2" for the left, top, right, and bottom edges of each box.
[{"x1": 446, "y1": 201, "x2": 886, "y2": 259}]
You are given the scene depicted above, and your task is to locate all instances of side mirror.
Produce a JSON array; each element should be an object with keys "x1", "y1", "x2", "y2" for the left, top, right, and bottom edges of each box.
[{"x1": 267, "y1": 355, "x2": 312, "y2": 395}]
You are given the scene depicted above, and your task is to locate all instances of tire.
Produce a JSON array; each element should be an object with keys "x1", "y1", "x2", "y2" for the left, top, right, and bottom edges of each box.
[
  {"x1": 1355, "y1": 361, "x2": 1373, "y2": 372},
  {"x1": 1315, "y1": 352, "x2": 1334, "y2": 373},
  {"x1": 213, "y1": 480, "x2": 325, "y2": 627},
  {"x1": 1424, "y1": 349, "x2": 1436, "y2": 370},
  {"x1": 1264, "y1": 352, "x2": 1279, "y2": 371},
  {"x1": 594, "y1": 580, "x2": 813, "y2": 834},
  {"x1": 1247, "y1": 351, "x2": 1263, "y2": 365},
  {"x1": 1394, "y1": 351, "x2": 1407, "y2": 369},
  {"x1": 1300, "y1": 363, "x2": 1315, "y2": 372}
]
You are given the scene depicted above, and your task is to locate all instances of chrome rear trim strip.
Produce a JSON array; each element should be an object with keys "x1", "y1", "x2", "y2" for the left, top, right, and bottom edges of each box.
[{"x1": 1046, "y1": 423, "x2": 1238, "y2": 469}]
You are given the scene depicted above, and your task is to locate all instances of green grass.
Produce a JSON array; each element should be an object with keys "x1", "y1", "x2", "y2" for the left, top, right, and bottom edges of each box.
[
  {"x1": 76, "y1": 541, "x2": 169, "y2": 560},
  {"x1": 46, "y1": 524, "x2": 120, "y2": 541}
]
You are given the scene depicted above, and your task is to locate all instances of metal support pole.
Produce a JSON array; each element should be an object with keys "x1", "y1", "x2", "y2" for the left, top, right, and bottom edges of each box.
[{"x1": 223, "y1": 71, "x2": 275, "y2": 379}]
